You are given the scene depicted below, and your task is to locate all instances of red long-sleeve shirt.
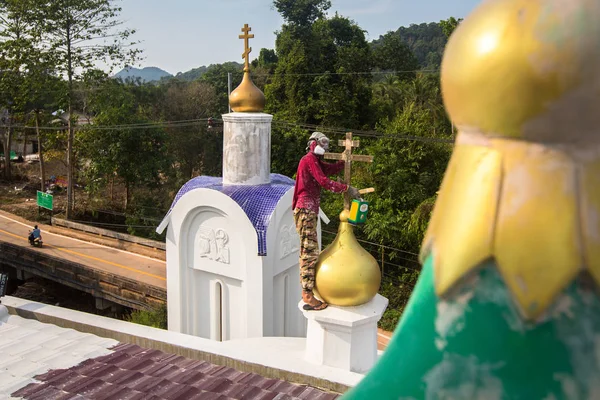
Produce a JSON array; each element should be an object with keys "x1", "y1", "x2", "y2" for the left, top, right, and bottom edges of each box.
[{"x1": 292, "y1": 152, "x2": 348, "y2": 213}]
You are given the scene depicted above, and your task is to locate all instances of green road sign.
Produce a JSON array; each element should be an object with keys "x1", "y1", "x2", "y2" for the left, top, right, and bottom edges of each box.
[{"x1": 37, "y1": 191, "x2": 53, "y2": 210}]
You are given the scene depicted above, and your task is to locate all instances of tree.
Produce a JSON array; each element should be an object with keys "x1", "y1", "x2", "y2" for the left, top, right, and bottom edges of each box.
[
  {"x1": 439, "y1": 17, "x2": 463, "y2": 38},
  {"x1": 265, "y1": 7, "x2": 374, "y2": 177},
  {"x1": 199, "y1": 62, "x2": 243, "y2": 114},
  {"x1": 372, "y1": 32, "x2": 419, "y2": 81},
  {"x1": 273, "y1": 0, "x2": 331, "y2": 27},
  {"x1": 41, "y1": 0, "x2": 141, "y2": 218},
  {"x1": 358, "y1": 92, "x2": 452, "y2": 257},
  {"x1": 78, "y1": 76, "x2": 169, "y2": 209},
  {"x1": 251, "y1": 48, "x2": 278, "y2": 72},
  {"x1": 161, "y1": 79, "x2": 221, "y2": 183},
  {"x1": 0, "y1": 0, "x2": 61, "y2": 182}
]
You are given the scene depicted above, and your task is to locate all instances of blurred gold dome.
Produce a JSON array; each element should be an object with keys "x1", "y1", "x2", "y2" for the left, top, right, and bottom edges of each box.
[{"x1": 441, "y1": 0, "x2": 600, "y2": 142}]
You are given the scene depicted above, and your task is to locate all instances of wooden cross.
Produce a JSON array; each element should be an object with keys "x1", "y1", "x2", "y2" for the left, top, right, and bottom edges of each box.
[
  {"x1": 238, "y1": 24, "x2": 254, "y2": 71},
  {"x1": 324, "y1": 132, "x2": 374, "y2": 210}
]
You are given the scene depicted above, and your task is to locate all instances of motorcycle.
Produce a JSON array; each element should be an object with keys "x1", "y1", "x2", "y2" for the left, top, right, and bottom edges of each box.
[{"x1": 28, "y1": 231, "x2": 43, "y2": 248}]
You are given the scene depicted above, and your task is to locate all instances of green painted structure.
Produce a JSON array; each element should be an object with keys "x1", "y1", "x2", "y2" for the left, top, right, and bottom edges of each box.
[{"x1": 342, "y1": 0, "x2": 600, "y2": 397}]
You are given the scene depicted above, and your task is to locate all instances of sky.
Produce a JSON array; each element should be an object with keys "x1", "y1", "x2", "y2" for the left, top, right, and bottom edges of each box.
[{"x1": 117, "y1": 0, "x2": 482, "y2": 75}]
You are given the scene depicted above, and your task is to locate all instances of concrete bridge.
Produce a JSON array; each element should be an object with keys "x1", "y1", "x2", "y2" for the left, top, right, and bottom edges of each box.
[{"x1": 0, "y1": 211, "x2": 166, "y2": 311}]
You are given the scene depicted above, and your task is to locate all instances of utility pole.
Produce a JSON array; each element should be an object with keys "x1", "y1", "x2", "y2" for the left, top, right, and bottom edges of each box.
[{"x1": 227, "y1": 72, "x2": 232, "y2": 113}]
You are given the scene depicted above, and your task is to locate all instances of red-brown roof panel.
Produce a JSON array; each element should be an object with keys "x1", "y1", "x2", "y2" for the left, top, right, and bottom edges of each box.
[{"x1": 12, "y1": 343, "x2": 341, "y2": 400}]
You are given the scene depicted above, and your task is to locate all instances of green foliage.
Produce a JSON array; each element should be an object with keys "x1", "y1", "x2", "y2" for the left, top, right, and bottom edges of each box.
[
  {"x1": 377, "y1": 276, "x2": 418, "y2": 331},
  {"x1": 126, "y1": 303, "x2": 168, "y2": 329},
  {"x1": 405, "y1": 195, "x2": 437, "y2": 249},
  {"x1": 160, "y1": 79, "x2": 221, "y2": 183},
  {"x1": 172, "y1": 66, "x2": 208, "y2": 82},
  {"x1": 374, "y1": 23, "x2": 448, "y2": 70},
  {"x1": 251, "y1": 48, "x2": 278, "y2": 73},
  {"x1": 372, "y1": 32, "x2": 419, "y2": 81},
  {"x1": 360, "y1": 100, "x2": 451, "y2": 252},
  {"x1": 124, "y1": 195, "x2": 166, "y2": 240},
  {"x1": 440, "y1": 17, "x2": 463, "y2": 38},
  {"x1": 266, "y1": 9, "x2": 374, "y2": 132},
  {"x1": 199, "y1": 62, "x2": 244, "y2": 114},
  {"x1": 77, "y1": 75, "x2": 170, "y2": 207},
  {"x1": 273, "y1": 0, "x2": 331, "y2": 27}
]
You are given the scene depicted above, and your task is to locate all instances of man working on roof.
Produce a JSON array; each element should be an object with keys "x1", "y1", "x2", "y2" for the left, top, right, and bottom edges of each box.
[{"x1": 293, "y1": 132, "x2": 361, "y2": 311}]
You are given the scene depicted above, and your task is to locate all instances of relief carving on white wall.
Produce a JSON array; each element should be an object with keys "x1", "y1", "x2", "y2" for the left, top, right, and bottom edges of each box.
[
  {"x1": 224, "y1": 132, "x2": 259, "y2": 180},
  {"x1": 198, "y1": 227, "x2": 230, "y2": 264},
  {"x1": 280, "y1": 225, "x2": 299, "y2": 259}
]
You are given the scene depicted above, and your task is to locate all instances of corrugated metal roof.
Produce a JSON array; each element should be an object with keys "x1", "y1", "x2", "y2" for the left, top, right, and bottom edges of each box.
[
  {"x1": 1, "y1": 308, "x2": 339, "y2": 399},
  {"x1": 0, "y1": 307, "x2": 118, "y2": 399}
]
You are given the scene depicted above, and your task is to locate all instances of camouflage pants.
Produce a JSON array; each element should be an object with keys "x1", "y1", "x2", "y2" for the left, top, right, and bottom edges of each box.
[{"x1": 294, "y1": 208, "x2": 319, "y2": 292}]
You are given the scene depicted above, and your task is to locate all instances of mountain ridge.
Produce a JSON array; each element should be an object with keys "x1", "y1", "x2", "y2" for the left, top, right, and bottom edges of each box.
[{"x1": 113, "y1": 66, "x2": 173, "y2": 82}]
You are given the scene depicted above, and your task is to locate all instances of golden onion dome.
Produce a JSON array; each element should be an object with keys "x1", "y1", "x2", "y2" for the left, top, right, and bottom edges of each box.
[
  {"x1": 229, "y1": 70, "x2": 265, "y2": 113},
  {"x1": 314, "y1": 210, "x2": 381, "y2": 307},
  {"x1": 441, "y1": 0, "x2": 600, "y2": 142}
]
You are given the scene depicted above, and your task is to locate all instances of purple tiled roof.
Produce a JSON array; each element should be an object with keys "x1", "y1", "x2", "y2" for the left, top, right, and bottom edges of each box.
[
  {"x1": 13, "y1": 342, "x2": 340, "y2": 400},
  {"x1": 169, "y1": 174, "x2": 296, "y2": 256}
]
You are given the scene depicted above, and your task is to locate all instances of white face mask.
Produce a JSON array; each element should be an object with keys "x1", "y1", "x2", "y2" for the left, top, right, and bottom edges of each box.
[{"x1": 314, "y1": 145, "x2": 326, "y2": 155}]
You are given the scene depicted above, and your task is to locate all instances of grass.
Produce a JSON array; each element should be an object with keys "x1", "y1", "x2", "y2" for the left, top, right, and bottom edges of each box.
[
  {"x1": 126, "y1": 303, "x2": 168, "y2": 329},
  {"x1": 378, "y1": 276, "x2": 416, "y2": 331}
]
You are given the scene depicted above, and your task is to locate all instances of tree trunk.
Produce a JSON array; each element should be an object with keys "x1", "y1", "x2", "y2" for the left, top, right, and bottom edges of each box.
[
  {"x1": 36, "y1": 112, "x2": 46, "y2": 192},
  {"x1": 22, "y1": 130, "x2": 28, "y2": 158},
  {"x1": 124, "y1": 180, "x2": 130, "y2": 210},
  {"x1": 4, "y1": 117, "x2": 12, "y2": 180},
  {"x1": 0, "y1": 132, "x2": 3, "y2": 176},
  {"x1": 109, "y1": 176, "x2": 114, "y2": 201}
]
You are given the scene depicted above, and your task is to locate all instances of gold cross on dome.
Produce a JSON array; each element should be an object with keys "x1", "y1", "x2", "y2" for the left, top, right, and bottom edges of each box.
[
  {"x1": 239, "y1": 24, "x2": 254, "y2": 71},
  {"x1": 324, "y1": 132, "x2": 374, "y2": 210}
]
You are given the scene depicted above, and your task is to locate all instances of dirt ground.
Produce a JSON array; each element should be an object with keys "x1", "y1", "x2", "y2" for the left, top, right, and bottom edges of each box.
[
  {"x1": 0, "y1": 158, "x2": 120, "y2": 223},
  {"x1": 0, "y1": 160, "x2": 66, "y2": 220}
]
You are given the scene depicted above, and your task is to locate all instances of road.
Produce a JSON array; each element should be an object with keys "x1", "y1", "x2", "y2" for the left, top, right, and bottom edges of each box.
[
  {"x1": 0, "y1": 210, "x2": 166, "y2": 289},
  {"x1": 0, "y1": 209, "x2": 394, "y2": 350}
]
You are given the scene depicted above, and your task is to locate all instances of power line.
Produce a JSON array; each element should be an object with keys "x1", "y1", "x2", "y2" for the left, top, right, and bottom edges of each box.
[
  {"x1": 250, "y1": 69, "x2": 440, "y2": 78},
  {"x1": 1, "y1": 116, "x2": 455, "y2": 144},
  {"x1": 3, "y1": 118, "x2": 213, "y2": 131},
  {"x1": 321, "y1": 228, "x2": 420, "y2": 257},
  {"x1": 270, "y1": 120, "x2": 455, "y2": 143}
]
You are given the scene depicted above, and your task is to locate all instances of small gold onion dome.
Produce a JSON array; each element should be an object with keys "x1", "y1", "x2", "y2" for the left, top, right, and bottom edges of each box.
[
  {"x1": 314, "y1": 210, "x2": 381, "y2": 307},
  {"x1": 441, "y1": 0, "x2": 600, "y2": 142},
  {"x1": 229, "y1": 70, "x2": 265, "y2": 113}
]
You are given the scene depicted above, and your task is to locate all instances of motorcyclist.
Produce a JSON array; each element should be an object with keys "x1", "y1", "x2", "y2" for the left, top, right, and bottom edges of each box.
[{"x1": 29, "y1": 225, "x2": 41, "y2": 244}]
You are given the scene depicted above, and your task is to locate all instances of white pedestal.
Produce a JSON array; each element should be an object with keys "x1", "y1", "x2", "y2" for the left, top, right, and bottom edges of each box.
[
  {"x1": 299, "y1": 294, "x2": 388, "y2": 374},
  {"x1": 222, "y1": 112, "x2": 273, "y2": 185}
]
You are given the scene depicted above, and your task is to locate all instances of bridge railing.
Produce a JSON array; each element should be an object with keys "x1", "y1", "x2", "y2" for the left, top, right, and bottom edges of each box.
[{"x1": 51, "y1": 217, "x2": 165, "y2": 250}]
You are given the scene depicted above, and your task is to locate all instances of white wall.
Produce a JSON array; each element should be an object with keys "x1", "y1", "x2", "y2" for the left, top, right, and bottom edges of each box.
[
  {"x1": 266, "y1": 189, "x2": 309, "y2": 338},
  {"x1": 165, "y1": 189, "x2": 259, "y2": 341},
  {"x1": 163, "y1": 184, "x2": 321, "y2": 342}
]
